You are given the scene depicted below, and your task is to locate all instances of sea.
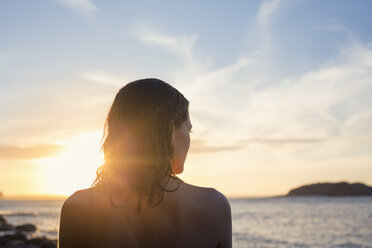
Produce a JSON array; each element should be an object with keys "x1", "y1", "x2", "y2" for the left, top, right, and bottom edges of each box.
[{"x1": 0, "y1": 196, "x2": 371, "y2": 248}]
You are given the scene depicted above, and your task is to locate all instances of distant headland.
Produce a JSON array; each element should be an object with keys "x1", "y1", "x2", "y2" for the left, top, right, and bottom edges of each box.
[
  {"x1": 0, "y1": 192, "x2": 66, "y2": 200},
  {"x1": 287, "y1": 182, "x2": 372, "y2": 196}
]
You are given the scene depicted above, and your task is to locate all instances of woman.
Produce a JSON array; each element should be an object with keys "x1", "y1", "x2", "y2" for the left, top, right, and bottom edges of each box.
[{"x1": 58, "y1": 78, "x2": 232, "y2": 248}]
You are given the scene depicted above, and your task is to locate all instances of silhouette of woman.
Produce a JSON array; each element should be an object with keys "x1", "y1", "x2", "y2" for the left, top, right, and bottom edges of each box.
[{"x1": 58, "y1": 78, "x2": 232, "y2": 248}]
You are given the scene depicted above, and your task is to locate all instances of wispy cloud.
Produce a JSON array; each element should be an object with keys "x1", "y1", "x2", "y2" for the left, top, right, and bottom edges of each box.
[
  {"x1": 0, "y1": 145, "x2": 65, "y2": 160},
  {"x1": 257, "y1": 0, "x2": 282, "y2": 24},
  {"x1": 56, "y1": 0, "x2": 97, "y2": 15},
  {"x1": 79, "y1": 71, "x2": 136, "y2": 86},
  {"x1": 132, "y1": 24, "x2": 372, "y2": 149},
  {"x1": 132, "y1": 25, "x2": 260, "y2": 144},
  {"x1": 184, "y1": 57, "x2": 253, "y2": 95},
  {"x1": 312, "y1": 19, "x2": 358, "y2": 44},
  {"x1": 189, "y1": 137, "x2": 326, "y2": 152},
  {"x1": 133, "y1": 24, "x2": 254, "y2": 99},
  {"x1": 235, "y1": 42, "x2": 372, "y2": 141},
  {"x1": 0, "y1": 74, "x2": 114, "y2": 145},
  {"x1": 241, "y1": 138, "x2": 326, "y2": 146},
  {"x1": 256, "y1": 0, "x2": 283, "y2": 58},
  {"x1": 134, "y1": 24, "x2": 197, "y2": 62},
  {"x1": 189, "y1": 139, "x2": 244, "y2": 153}
]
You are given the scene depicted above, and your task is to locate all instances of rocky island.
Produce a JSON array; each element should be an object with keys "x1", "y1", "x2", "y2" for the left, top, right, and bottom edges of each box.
[{"x1": 287, "y1": 182, "x2": 372, "y2": 196}]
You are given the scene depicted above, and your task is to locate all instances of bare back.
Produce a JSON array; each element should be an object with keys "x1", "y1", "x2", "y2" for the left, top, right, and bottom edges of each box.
[{"x1": 58, "y1": 179, "x2": 232, "y2": 248}]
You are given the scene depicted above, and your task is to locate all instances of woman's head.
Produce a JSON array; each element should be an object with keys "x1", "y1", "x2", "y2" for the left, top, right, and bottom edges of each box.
[{"x1": 91, "y1": 78, "x2": 191, "y2": 208}]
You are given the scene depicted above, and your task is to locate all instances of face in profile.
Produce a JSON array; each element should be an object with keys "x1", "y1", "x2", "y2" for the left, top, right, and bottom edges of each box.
[{"x1": 171, "y1": 113, "x2": 192, "y2": 174}]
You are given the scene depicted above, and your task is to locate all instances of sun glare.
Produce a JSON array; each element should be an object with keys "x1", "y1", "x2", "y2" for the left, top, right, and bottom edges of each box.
[{"x1": 33, "y1": 131, "x2": 104, "y2": 196}]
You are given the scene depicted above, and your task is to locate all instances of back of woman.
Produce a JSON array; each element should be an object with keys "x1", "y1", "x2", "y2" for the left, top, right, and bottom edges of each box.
[{"x1": 58, "y1": 78, "x2": 232, "y2": 248}]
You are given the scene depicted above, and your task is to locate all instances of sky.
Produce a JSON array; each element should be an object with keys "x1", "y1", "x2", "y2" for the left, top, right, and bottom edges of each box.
[{"x1": 1, "y1": 0, "x2": 372, "y2": 197}]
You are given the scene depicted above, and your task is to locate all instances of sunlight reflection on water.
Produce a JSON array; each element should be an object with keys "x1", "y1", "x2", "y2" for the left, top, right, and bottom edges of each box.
[{"x1": 230, "y1": 196, "x2": 372, "y2": 248}]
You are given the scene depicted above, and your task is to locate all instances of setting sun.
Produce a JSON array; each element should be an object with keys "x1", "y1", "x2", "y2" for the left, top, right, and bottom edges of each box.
[{"x1": 33, "y1": 132, "x2": 104, "y2": 196}]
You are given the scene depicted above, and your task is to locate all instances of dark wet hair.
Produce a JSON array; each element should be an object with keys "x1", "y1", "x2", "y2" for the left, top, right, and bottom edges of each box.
[{"x1": 91, "y1": 78, "x2": 189, "y2": 211}]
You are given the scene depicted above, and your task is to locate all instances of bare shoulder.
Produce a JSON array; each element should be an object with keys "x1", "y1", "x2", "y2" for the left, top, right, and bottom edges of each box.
[
  {"x1": 179, "y1": 182, "x2": 231, "y2": 212},
  {"x1": 180, "y1": 181, "x2": 227, "y2": 198},
  {"x1": 59, "y1": 189, "x2": 95, "y2": 248},
  {"x1": 61, "y1": 188, "x2": 92, "y2": 210}
]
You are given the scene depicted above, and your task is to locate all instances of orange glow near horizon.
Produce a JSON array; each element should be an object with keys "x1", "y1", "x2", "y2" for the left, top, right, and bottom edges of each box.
[{"x1": 32, "y1": 131, "x2": 104, "y2": 196}]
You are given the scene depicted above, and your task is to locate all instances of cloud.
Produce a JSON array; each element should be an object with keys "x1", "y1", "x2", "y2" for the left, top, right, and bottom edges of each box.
[
  {"x1": 189, "y1": 139, "x2": 243, "y2": 153},
  {"x1": 0, "y1": 145, "x2": 65, "y2": 160},
  {"x1": 189, "y1": 137, "x2": 326, "y2": 153},
  {"x1": 132, "y1": 27, "x2": 258, "y2": 143},
  {"x1": 0, "y1": 74, "x2": 116, "y2": 145},
  {"x1": 256, "y1": 0, "x2": 283, "y2": 58},
  {"x1": 79, "y1": 71, "x2": 137, "y2": 86},
  {"x1": 229, "y1": 41, "x2": 372, "y2": 142},
  {"x1": 4, "y1": 23, "x2": 368, "y2": 162},
  {"x1": 184, "y1": 57, "x2": 253, "y2": 95},
  {"x1": 56, "y1": 0, "x2": 97, "y2": 15},
  {"x1": 239, "y1": 138, "x2": 327, "y2": 150},
  {"x1": 257, "y1": 0, "x2": 282, "y2": 24},
  {"x1": 134, "y1": 24, "x2": 197, "y2": 62},
  {"x1": 312, "y1": 20, "x2": 359, "y2": 44},
  {"x1": 133, "y1": 24, "x2": 255, "y2": 102},
  {"x1": 133, "y1": 25, "x2": 372, "y2": 148}
]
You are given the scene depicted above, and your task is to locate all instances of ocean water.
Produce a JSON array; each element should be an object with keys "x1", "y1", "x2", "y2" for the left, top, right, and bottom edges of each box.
[
  {"x1": 1, "y1": 196, "x2": 371, "y2": 247},
  {"x1": 231, "y1": 197, "x2": 372, "y2": 248}
]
